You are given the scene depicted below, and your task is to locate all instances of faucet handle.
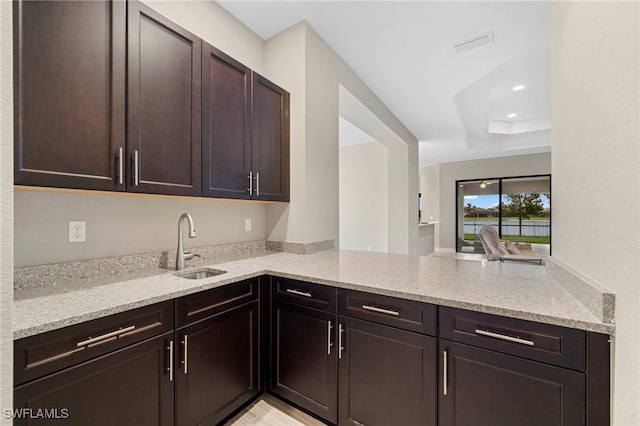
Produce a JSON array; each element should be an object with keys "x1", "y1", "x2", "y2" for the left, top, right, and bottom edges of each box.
[{"x1": 184, "y1": 252, "x2": 202, "y2": 261}]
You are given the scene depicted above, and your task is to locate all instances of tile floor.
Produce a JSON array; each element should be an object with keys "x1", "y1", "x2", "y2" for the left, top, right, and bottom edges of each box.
[{"x1": 225, "y1": 394, "x2": 327, "y2": 426}]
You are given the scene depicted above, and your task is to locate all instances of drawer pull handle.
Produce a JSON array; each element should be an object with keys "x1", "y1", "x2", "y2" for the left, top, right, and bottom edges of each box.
[
  {"x1": 362, "y1": 305, "x2": 400, "y2": 316},
  {"x1": 475, "y1": 329, "x2": 534, "y2": 346},
  {"x1": 76, "y1": 325, "x2": 136, "y2": 347},
  {"x1": 286, "y1": 288, "x2": 312, "y2": 298},
  {"x1": 327, "y1": 321, "x2": 333, "y2": 355}
]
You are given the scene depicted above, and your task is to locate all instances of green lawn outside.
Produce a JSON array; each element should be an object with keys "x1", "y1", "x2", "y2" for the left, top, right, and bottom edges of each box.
[
  {"x1": 463, "y1": 233, "x2": 550, "y2": 244},
  {"x1": 463, "y1": 216, "x2": 550, "y2": 221}
]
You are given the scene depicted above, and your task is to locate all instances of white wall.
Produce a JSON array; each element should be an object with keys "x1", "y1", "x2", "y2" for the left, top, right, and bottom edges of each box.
[
  {"x1": 551, "y1": 2, "x2": 640, "y2": 424},
  {"x1": 422, "y1": 153, "x2": 551, "y2": 251},
  {"x1": 416, "y1": 224, "x2": 435, "y2": 256},
  {"x1": 265, "y1": 22, "x2": 419, "y2": 252},
  {"x1": 339, "y1": 142, "x2": 388, "y2": 252},
  {"x1": 0, "y1": 0, "x2": 13, "y2": 419}
]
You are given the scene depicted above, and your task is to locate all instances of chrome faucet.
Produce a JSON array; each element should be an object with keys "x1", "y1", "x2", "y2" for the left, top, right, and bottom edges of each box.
[{"x1": 176, "y1": 213, "x2": 197, "y2": 270}]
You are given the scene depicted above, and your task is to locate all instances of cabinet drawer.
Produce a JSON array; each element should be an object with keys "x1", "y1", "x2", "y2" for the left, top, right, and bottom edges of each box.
[
  {"x1": 439, "y1": 307, "x2": 586, "y2": 371},
  {"x1": 14, "y1": 300, "x2": 174, "y2": 385},
  {"x1": 176, "y1": 278, "x2": 258, "y2": 327},
  {"x1": 14, "y1": 331, "x2": 175, "y2": 426},
  {"x1": 272, "y1": 276, "x2": 337, "y2": 312},
  {"x1": 339, "y1": 289, "x2": 437, "y2": 336}
]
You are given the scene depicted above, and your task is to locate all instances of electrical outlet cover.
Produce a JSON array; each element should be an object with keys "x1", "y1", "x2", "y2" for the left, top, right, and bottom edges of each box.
[{"x1": 69, "y1": 221, "x2": 86, "y2": 242}]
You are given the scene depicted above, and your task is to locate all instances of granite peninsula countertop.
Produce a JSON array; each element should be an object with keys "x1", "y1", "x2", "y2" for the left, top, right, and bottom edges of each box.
[{"x1": 13, "y1": 249, "x2": 615, "y2": 339}]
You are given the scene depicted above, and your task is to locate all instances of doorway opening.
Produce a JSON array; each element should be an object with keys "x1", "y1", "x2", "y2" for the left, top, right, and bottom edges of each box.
[{"x1": 338, "y1": 85, "x2": 408, "y2": 253}]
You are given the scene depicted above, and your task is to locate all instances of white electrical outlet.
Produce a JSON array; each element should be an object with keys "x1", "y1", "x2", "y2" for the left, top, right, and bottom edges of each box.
[
  {"x1": 69, "y1": 221, "x2": 86, "y2": 242},
  {"x1": 244, "y1": 219, "x2": 252, "y2": 232}
]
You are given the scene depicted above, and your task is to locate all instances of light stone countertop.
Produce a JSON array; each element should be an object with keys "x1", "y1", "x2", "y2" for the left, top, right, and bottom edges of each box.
[{"x1": 13, "y1": 249, "x2": 615, "y2": 340}]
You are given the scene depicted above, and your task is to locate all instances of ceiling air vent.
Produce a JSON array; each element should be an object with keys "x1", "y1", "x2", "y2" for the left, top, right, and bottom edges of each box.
[{"x1": 453, "y1": 31, "x2": 493, "y2": 54}]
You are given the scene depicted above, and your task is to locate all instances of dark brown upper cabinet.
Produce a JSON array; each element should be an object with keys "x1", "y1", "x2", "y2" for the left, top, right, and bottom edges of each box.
[
  {"x1": 201, "y1": 43, "x2": 251, "y2": 199},
  {"x1": 15, "y1": 1, "x2": 289, "y2": 202},
  {"x1": 14, "y1": 0, "x2": 126, "y2": 191},
  {"x1": 127, "y1": 1, "x2": 202, "y2": 196},
  {"x1": 202, "y1": 43, "x2": 290, "y2": 201},
  {"x1": 251, "y1": 73, "x2": 290, "y2": 201}
]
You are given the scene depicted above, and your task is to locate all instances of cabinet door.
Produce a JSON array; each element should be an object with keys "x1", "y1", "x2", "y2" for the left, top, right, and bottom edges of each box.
[
  {"x1": 202, "y1": 43, "x2": 251, "y2": 199},
  {"x1": 175, "y1": 302, "x2": 259, "y2": 426},
  {"x1": 339, "y1": 317, "x2": 437, "y2": 426},
  {"x1": 251, "y1": 73, "x2": 290, "y2": 201},
  {"x1": 14, "y1": 333, "x2": 174, "y2": 426},
  {"x1": 271, "y1": 302, "x2": 337, "y2": 423},
  {"x1": 439, "y1": 340, "x2": 585, "y2": 426},
  {"x1": 127, "y1": 1, "x2": 201, "y2": 196},
  {"x1": 14, "y1": 0, "x2": 126, "y2": 191}
]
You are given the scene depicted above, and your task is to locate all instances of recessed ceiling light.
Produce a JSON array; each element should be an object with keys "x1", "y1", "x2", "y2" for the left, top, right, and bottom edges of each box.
[
  {"x1": 512, "y1": 85, "x2": 526, "y2": 91},
  {"x1": 507, "y1": 113, "x2": 518, "y2": 118}
]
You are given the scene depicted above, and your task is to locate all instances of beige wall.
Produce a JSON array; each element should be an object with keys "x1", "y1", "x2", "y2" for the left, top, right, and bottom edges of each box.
[
  {"x1": 339, "y1": 142, "x2": 389, "y2": 252},
  {"x1": 264, "y1": 22, "x2": 419, "y2": 252},
  {"x1": 0, "y1": 0, "x2": 13, "y2": 419},
  {"x1": 14, "y1": 190, "x2": 268, "y2": 267},
  {"x1": 422, "y1": 153, "x2": 551, "y2": 251},
  {"x1": 141, "y1": 0, "x2": 265, "y2": 73},
  {"x1": 552, "y1": 2, "x2": 640, "y2": 424},
  {"x1": 12, "y1": 1, "x2": 272, "y2": 267},
  {"x1": 10, "y1": 5, "x2": 419, "y2": 264}
]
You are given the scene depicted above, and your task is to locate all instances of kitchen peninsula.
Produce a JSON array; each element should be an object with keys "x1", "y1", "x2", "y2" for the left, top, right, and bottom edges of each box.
[{"x1": 13, "y1": 247, "x2": 613, "y2": 426}]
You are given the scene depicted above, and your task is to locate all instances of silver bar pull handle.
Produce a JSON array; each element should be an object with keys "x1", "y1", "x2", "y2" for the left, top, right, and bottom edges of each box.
[
  {"x1": 248, "y1": 171, "x2": 253, "y2": 196},
  {"x1": 182, "y1": 335, "x2": 188, "y2": 374},
  {"x1": 362, "y1": 305, "x2": 400, "y2": 316},
  {"x1": 286, "y1": 288, "x2": 312, "y2": 298},
  {"x1": 475, "y1": 329, "x2": 535, "y2": 346},
  {"x1": 327, "y1": 321, "x2": 333, "y2": 355},
  {"x1": 133, "y1": 150, "x2": 140, "y2": 186},
  {"x1": 117, "y1": 147, "x2": 123, "y2": 185},
  {"x1": 338, "y1": 323, "x2": 344, "y2": 360},
  {"x1": 168, "y1": 340, "x2": 174, "y2": 382},
  {"x1": 255, "y1": 172, "x2": 260, "y2": 196},
  {"x1": 443, "y1": 350, "x2": 448, "y2": 396},
  {"x1": 76, "y1": 325, "x2": 136, "y2": 347}
]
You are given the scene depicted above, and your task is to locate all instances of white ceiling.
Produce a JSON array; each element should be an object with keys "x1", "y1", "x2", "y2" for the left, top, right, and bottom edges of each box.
[{"x1": 217, "y1": 0, "x2": 551, "y2": 169}]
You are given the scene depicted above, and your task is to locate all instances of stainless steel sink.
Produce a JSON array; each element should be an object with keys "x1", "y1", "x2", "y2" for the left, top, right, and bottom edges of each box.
[{"x1": 176, "y1": 268, "x2": 226, "y2": 280}]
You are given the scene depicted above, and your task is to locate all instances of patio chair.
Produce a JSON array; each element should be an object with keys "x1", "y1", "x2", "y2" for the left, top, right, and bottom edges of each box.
[
  {"x1": 478, "y1": 225, "x2": 544, "y2": 265},
  {"x1": 457, "y1": 237, "x2": 484, "y2": 253}
]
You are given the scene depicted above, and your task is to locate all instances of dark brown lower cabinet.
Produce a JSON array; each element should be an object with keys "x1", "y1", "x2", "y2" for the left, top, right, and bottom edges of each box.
[
  {"x1": 339, "y1": 317, "x2": 437, "y2": 426},
  {"x1": 176, "y1": 301, "x2": 259, "y2": 426},
  {"x1": 14, "y1": 332, "x2": 174, "y2": 426},
  {"x1": 439, "y1": 340, "x2": 586, "y2": 426},
  {"x1": 271, "y1": 302, "x2": 338, "y2": 423},
  {"x1": 13, "y1": 278, "x2": 607, "y2": 426}
]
